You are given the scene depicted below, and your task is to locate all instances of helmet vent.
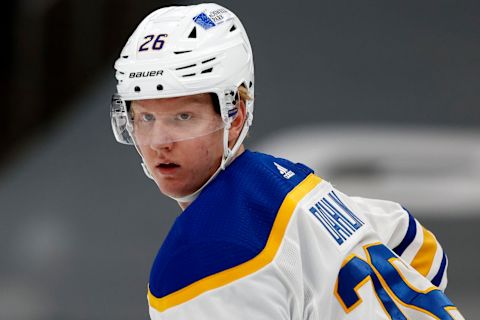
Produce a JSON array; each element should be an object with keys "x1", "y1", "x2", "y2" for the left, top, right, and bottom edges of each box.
[
  {"x1": 201, "y1": 68, "x2": 213, "y2": 74},
  {"x1": 188, "y1": 26, "x2": 197, "y2": 39},
  {"x1": 182, "y1": 73, "x2": 196, "y2": 77},
  {"x1": 176, "y1": 63, "x2": 196, "y2": 70},
  {"x1": 174, "y1": 50, "x2": 192, "y2": 55},
  {"x1": 134, "y1": 86, "x2": 141, "y2": 92},
  {"x1": 157, "y1": 84, "x2": 163, "y2": 91},
  {"x1": 229, "y1": 25, "x2": 237, "y2": 32},
  {"x1": 122, "y1": 55, "x2": 129, "y2": 59},
  {"x1": 202, "y1": 57, "x2": 216, "y2": 64}
]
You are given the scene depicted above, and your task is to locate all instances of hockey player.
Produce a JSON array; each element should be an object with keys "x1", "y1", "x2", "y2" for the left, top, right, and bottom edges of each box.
[{"x1": 110, "y1": 3, "x2": 465, "y2": 319}]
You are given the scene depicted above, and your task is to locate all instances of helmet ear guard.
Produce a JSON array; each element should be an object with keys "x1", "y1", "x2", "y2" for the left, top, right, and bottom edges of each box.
[{"x1": 220, "y1": 87, "x2": 238, "y2": 126}]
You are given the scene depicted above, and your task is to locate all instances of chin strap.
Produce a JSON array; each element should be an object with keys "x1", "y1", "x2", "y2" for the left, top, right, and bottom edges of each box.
[
  {"x1": 141, "y1": 162, "x2": 154, "y2": 179},
  {"x1": 168, "y1": 161, "x2": 223, "y2": 203}
]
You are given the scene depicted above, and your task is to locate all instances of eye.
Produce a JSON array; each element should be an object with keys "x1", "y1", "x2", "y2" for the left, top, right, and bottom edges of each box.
[
  {"x1": 176, "y1": 112, "x2": 192, "y2": 121},
  {"x1": 141, "y1": 113, "x2": 155, "y2": 122}
]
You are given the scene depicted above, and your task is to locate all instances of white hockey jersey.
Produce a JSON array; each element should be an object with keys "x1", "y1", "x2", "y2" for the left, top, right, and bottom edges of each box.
[{"x1": 147, "y1": 150, "x2": 464, "y2": 319}]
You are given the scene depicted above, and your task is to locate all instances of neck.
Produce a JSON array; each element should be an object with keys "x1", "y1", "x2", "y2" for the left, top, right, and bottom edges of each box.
[
  {"x1": 178, "y1": 201, "x2": 189, "y2": 211},
  {"x1": 178, "y1": 145, "x2": 246, "y2": 211}
]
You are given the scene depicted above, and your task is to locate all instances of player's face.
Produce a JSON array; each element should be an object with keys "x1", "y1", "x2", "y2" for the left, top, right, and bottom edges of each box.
[{"x1": 131, "y1": 94, "x2": 224, "y2": 199}]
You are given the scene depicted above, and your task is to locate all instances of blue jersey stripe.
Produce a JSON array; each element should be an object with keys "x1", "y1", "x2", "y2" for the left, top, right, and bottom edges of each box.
[
  {"x1": 431, "y1": 252, "x2": 447, "y2": 287},
  {"x1": 393, "y1": 208, "x2": 416, "y2": 257}
]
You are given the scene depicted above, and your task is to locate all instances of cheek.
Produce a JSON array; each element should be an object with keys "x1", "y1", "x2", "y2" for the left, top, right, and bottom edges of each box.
[
  {"x1": 191, "y1": 137, "x2": 223, "y2": 171},
  {"x1": 195, "y1": 144, "x2": 216, "y2": 170},
  {"x1": 138, "y1": 145, "x2": 155, "y2": 164}
]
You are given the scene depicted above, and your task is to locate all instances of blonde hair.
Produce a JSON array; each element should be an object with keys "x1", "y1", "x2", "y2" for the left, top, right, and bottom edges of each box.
[{"x1": 238, "y1": 85, "x2": 252, "y2": 102}]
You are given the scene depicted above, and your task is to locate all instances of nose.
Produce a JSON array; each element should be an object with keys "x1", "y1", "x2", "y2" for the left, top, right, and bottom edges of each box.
[
  {"x1": 150, "y1": 139, "x2": 174, "y2": 152},
  {"x1": 148, "y1": 122, "x2": 175, "y2": 152}
]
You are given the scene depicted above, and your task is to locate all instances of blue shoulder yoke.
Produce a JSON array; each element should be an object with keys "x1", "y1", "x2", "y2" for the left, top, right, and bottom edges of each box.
[{"x1": 149, "y1": 150, "x2": 313, "y2": 298}]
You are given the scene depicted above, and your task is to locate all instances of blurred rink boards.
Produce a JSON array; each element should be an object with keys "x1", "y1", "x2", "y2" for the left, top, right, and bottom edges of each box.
[{"x1": 255, "y1": 125, "x2": 480, "y2": 218}]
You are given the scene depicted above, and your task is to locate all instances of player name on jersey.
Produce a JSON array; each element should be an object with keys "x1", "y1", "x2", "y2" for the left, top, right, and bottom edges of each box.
[{"x1": 309, "y1": 191, "x2": 364, "y2": 245}]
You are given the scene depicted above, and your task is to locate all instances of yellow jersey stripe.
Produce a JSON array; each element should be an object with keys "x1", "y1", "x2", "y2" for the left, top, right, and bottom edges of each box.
[
  {"x1": 410, "y1": 226, "x2": 438, "y2": 277},
  {"x1": 148, "y1": 174, "x2": 322, "y2": 312}
]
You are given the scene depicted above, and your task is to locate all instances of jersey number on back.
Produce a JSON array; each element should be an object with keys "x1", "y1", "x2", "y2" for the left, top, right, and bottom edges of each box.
[{"x1": 335, "y1": 243, "x2": 461, "y2": 319}]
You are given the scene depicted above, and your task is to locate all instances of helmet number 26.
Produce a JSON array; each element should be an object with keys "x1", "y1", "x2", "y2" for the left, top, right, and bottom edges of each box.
[{"x1": 139, "y1": 34, "x2": 168, "y2": 52}]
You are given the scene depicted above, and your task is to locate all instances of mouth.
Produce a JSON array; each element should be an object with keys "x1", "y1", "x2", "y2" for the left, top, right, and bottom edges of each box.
[
  {"x1": 158, "y1": 163, "x2": 180, "y2": 168},
  {"x1": 156, "y1": 162, "x2": 180, "y2": 174}
]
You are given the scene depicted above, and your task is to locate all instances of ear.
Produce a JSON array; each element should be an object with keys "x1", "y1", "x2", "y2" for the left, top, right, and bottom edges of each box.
[{"x1": 228, "y1": 100, "x2": 247, "y2": 148}]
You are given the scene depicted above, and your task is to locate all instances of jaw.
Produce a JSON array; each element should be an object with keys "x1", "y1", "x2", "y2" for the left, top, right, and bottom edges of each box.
[{"x1": 153, "y1": 172, "x2": 194, "y2": 198}]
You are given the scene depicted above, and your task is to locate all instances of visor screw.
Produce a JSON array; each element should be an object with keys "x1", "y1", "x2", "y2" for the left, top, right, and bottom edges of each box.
[
  {"x1": 157, "y1": 84, "x2": 163, "y2": 91},
  {"x1": 134, "y1": 86, "x2": 141, "y2": 92}
]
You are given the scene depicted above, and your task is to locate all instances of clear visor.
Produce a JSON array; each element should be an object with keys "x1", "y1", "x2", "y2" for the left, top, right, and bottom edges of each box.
[{"x1": 110, "y1": 94, "x2": 225, "y2": 146}]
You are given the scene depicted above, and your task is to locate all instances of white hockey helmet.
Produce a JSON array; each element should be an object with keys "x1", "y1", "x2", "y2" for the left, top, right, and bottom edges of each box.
[{"x1": 110, "y1": 3, "x2": 254, "y2": 201}]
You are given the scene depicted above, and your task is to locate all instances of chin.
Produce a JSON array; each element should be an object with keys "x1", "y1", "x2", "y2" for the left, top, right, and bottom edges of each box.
[
  {"x1": 154, "y1": 175, "x2": 208, "y2": 199},
  {"x1": 156, "y1": 182, "x2": 191, "y2": 199}
]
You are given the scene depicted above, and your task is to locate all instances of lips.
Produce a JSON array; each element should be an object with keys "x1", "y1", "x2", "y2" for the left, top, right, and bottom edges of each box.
[{"x1": 156, "y1": 162, "x2": 180, "y2": 175}]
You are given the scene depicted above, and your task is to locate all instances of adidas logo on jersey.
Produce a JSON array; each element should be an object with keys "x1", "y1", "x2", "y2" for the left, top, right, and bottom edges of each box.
[{"x1": 274, "y1": 162, "x2": 295, "y2": 179}]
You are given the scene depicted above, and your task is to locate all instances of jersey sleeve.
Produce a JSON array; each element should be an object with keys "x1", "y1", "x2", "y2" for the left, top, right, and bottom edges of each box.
[
  {"x1": 345, "y1": 193, "x2": 448, "y2": 291},
  {"x1": 287, "y1": 179, "x2": 463, "y2": 319}
]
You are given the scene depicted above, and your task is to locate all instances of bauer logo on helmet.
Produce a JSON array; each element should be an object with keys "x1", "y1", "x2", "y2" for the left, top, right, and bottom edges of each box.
[{"x1": 129, "y1": 70, "x2": 164, "y2": 78}]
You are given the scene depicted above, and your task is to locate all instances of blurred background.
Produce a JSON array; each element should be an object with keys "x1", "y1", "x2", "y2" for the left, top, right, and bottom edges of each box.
[{"x1": 1, "y1": 0, "x2": 479, "y2": 319}]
